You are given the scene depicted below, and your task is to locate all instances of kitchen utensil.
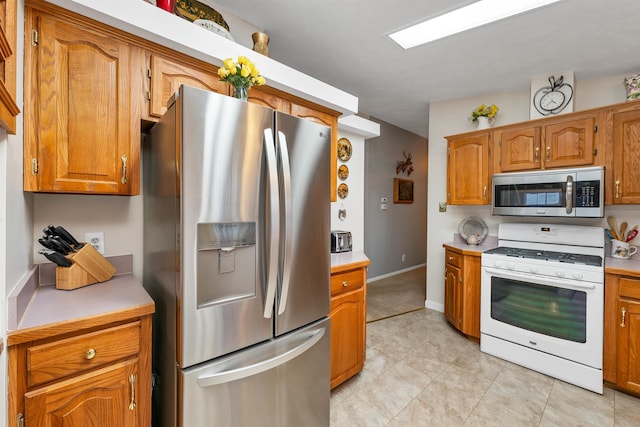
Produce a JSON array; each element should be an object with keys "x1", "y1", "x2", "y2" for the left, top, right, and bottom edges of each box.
[
  {"x1": 620, "y1": 222, "x2": 628, "y2": 241},
  {"x1": 626, "y1": 229, "x2": 638, "y2": 243},
  {"x1": 605, "y1": 229, "x2": 615, "y2": 241},
  {"x1": 38, "y1": 249, "x2": 72, "y2": 267},
  {"x1": 607, "y1": 217, "x2": 619, "y2": 240}
]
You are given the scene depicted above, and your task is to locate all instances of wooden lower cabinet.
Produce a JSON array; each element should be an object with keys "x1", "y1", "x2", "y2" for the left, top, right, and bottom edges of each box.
[
  {"x1": 8, "y1": 314, "x2": 153, "y2": 427},
  {"x1": 604, "y1": 272, "x2": 640, "y2": 395},
  {"x1": 330, "y1": 260, "x2": 369, "y2": 389},
  {"x1": 443, "y1": 245, "x2": 481, "y2": 339}
]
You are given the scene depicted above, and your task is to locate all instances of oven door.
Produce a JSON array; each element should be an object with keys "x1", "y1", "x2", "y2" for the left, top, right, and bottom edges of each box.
[{"x1": 481, "y1": 267, "x2": 603, "y2": 369}]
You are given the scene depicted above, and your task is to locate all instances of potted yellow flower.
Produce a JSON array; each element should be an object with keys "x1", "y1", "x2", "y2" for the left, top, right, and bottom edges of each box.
[
  {"x1": 217, "y1": 56, "x2": 266, "y2": 100},
  {"x1": 471, "y1": 104, "x2": 499, "y2": 129}
]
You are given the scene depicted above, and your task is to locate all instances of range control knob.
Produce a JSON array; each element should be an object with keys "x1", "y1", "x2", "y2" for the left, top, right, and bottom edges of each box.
[
  {"x1": 572, "y1": 272, "x2": 584, "y2": 280},
  {"x1": 529, "y1": 266, "x2": 539, "y2": 274},
  {"x1": 507, "y1": 263, "x2": 515, "y2": 270},
  {"x1": 556, "y1": 270, "x2": 566, "y2": 278}
]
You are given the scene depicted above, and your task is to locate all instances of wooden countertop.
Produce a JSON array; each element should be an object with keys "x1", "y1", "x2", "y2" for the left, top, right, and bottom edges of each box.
[
  {"x1": 331, "y1": 251, "x2": 370, "y2": 273},
  {"x1": 7, "y1": 256, "x2": 155, "y2": 346}
]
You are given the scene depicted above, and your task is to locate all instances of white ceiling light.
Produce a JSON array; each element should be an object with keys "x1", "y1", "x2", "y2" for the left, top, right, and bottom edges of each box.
[{"x1": 388, "y1": 0, "x2": 564, "y2": 49}]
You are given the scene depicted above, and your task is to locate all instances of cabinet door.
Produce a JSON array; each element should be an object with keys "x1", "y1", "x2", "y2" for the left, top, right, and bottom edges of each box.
[
  {"x1": 149, "y1": 54, "x2": 229, "y2": 118},
  {"x1": 444, "y1": 264, "x2": 461, "y2": 328},
  {"x1": 248, "y1": 86, "x2": 290, "y2": 112},
  {"x1": 496, "y1": 127, "x2": 541, "y2": 172},
  {"x1": 290, "y1": 102, "x2": 339, "y2": 202},
  {"x1": 25, "y1": 359, "x2": 139, "y2": 427},
  {"x1": 611, "y1": 109, "x2": 640, "y2": 204},
  {"x1": 543, "y1": 117, "x2": 595, "y2": 168},
  {"x1": 24, "y1": 12, "x2": 137, "y2": 194},
  {"x1": 329, "y1": 287, "x2": 364, "y2": 389},
  {"x1": 447, "y1": 133, "x2": 490, "y2": 204},
  {"x1": 617, "y1": 298, "x2": 640, "y2": 394}
]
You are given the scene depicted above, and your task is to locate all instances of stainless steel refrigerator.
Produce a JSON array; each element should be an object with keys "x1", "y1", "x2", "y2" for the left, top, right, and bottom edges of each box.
[{"x1": 143, "y1": 85, "x2": 331, "y2": 426}]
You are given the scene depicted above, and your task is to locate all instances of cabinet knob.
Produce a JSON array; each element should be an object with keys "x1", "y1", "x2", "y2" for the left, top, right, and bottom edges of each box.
[
  {"x1": 84, "y1": 348, "x2": 97, "y2": 360},
  {"x1": 448, "y1": 256, "x2": 454, "y2": 261},
  {"x1": 342, "y1": 280, "x2": 348, "y2": 287}
]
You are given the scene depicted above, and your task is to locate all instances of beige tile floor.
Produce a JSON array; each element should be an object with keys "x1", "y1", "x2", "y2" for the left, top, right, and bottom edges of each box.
[{"x1": 330, "y1": 308, "x2": 640, "y2": 426}]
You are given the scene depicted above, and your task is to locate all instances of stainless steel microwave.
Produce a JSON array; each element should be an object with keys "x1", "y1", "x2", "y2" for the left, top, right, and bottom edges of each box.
[{"x1": 491, "y1": 166, "x2": 604, "y2": 218}]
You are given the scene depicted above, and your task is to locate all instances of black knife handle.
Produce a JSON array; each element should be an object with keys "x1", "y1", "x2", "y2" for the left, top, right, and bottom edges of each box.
[
  {"x1": 55, "y1": 225, "x2": 84, "y2": 248},
  {"x1": 38, "y1": 249, "x2": 72, "y2": 267}
]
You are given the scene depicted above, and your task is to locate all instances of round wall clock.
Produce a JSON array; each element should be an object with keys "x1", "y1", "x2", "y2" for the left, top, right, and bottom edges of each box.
[{"x1": 532, "y1": 75, "x2": 573, "y2": 116}]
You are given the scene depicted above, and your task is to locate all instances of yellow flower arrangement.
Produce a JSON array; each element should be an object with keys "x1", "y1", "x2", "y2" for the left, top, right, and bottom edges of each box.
[
  {"x1": 471, "y1": 104, "x2": 499, "y2": 122},
  {"x1": 217, "y1": 56, "x2": 266, "y2": 92}
]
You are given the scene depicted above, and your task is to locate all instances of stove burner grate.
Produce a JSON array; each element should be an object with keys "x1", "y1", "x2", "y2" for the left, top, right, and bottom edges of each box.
[{"x1": 484, "y1": 246, "x2": 602, "y2": 267}]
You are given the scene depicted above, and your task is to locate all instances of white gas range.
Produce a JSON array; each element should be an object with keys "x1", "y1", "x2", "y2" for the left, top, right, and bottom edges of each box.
[{"x1": 480, "y1": 223, "x2": 605, "y2": 393}]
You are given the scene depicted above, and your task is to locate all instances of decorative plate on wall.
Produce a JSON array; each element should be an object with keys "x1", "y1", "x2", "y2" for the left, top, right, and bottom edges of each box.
[
  {"x1": 337, "y1": 138, "x2": 352, "y2": 162},
  {"x1": 337, "y1": 183, "x2": 349, "y2": 199},
  {"x1": 338, "y1": 164, "x2": 349, "y2": 180},
  {"x1": 458, "y1": 216, "x2": 488, "y2": 244}
]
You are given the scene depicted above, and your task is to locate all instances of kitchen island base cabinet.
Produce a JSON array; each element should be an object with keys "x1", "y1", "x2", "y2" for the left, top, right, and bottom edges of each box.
[
  {"x1": 330, "y1": 261, "x2": 369, "y2": 389},
  {"x1": 443, "y1": 245, "x2": 481, "y2": 340}
]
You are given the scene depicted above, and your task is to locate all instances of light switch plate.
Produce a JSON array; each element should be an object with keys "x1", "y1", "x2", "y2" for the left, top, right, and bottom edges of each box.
[{"x1": 439, "y1": 202, "x2": 447, "y2": 212}]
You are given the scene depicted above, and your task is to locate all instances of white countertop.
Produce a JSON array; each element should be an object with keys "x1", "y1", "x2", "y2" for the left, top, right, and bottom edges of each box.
[
  {"x1": 43, "y1": 0, "x2": 358, "y2": 116},
  {"x1": 331, "y1": 251, "x2": 370, "y2": 269}
]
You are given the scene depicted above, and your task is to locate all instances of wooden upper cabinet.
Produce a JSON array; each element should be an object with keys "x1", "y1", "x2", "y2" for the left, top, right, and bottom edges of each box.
[
  {"x1": 495, "y1": 127, "x2": 541, "y2": 172},
  {"x1": 147, "y1": 54, "x2": 229, "y2": 119},
  {"x1": 0, "y1": 0, "x2": 19, "y2": 133},
  {"x1": 24, "y1": 7, "x2": 138, "y2": 194},
  {"x1": 543, "y1": 117, "x2": 595, "y2": 168},
  {"x1": 248, "y1": 85, "x2": 290, "y2": 113},
  {"x1": 447, "y1": 132, "x2": 490, "y2": 205},
  {"x1": 611, "y1": 108, "x2": 640, "y2": 204}
]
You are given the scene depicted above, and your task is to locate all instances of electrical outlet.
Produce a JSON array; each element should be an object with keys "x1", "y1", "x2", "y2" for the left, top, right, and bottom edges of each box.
[
  {"x1": 402, "y1": 254, "x2": 406, "y2": 262},
  {"x1": 85, "y1": 232, "x2": 105, "y2": 254},
  {"x1": 439, "y1": 202, "x2": 447, "y2": 212}
]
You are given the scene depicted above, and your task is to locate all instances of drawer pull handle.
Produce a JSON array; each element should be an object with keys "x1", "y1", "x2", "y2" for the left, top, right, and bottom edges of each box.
[
  {"x1": 615, "y1": 180, "x2": 621, "y2": 199},
  {"x1": 84, "y1": 348, "x2": 97, "y2": 360},
  {"x1": 129, "y1": 374, "x2": 136, "y2": 410},
  {"x1": 621, "y1": 307, "x2": 627, "y2": 328},
  {"x1": 448, "y1": 256, "x2": 454, "y2": 261},
  {"x1": 342, "y1": 281, "x2": 348, "y2": 287}
]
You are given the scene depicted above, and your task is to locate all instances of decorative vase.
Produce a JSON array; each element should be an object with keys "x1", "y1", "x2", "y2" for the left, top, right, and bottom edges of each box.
[
  {"x1": 155, "y1": 0, "x2": 174, "y2": 12},
  {"x1": 232, "y1": 85, "x2": 248, "y2": 101},
  {"x1": 252, "y1": 32, "x2": 270, "y2": 57},
  {"x1": 624, "y1": 73, "x2": 640, "y2": 101},
  {"x1": 476, "y1": 116, "x2": 495, "y2": 130}
]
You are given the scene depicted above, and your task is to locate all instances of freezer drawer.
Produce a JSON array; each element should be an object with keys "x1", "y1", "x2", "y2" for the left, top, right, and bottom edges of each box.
[{"x1": 180, "y1": 318, "x2": 330, "y2": 427}]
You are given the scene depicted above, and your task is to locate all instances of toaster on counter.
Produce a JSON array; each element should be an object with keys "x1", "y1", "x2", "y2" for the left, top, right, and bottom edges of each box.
[{"x1": 331, "y1": 231, "x2": 352, "y2": 253}]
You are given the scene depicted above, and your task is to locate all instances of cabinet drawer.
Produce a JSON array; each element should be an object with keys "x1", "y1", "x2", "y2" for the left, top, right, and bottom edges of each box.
[
  {"x1": 331, "y1": 269, "x2": 364, "y2": 296},
  {"x1": 445, "y1": 250, "x2": 461, "y2": 268},
  {"x1": 27, "y1": 321, "x2": 140, "y2": 387},
  {"x1": 619, "y1": 277, "x2": 640, "y2": 300}
]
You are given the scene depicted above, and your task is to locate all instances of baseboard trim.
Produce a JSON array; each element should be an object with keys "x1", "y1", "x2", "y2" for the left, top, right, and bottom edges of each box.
[
  {"x1": 367, "y1": 263, "x2": 426, "y2": 283},
  {"x1": 425, "y1": 300, "x2": 444, "y2": 313}
]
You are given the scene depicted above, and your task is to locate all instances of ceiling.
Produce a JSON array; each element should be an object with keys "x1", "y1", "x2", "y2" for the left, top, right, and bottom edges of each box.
[{"x1": 209, "y1": 0, "x2": 640, "y2": 138}]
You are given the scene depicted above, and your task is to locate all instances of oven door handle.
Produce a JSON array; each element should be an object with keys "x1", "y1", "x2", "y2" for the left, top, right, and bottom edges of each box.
[{"x1": 484, "y1": 268, "x2": 597, "y2": 291}]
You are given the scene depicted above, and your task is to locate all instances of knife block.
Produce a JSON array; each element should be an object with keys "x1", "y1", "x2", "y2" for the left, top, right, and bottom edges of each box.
[{"x1": 56, "y1": 243, "x2": 116, "y2": 290}]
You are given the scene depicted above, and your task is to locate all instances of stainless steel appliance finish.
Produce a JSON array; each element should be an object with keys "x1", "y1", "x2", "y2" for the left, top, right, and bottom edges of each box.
[
  {"x1": 143, "y1": 85, "x2": 331, "y2": 426},
  {"x1": 330, "y1": 230, "x2": 352, "y2": 253},
  {"x1": 491, "y1": 166, "x2": 604, "y2": 217},
  {"x1": 480, "y1": 223, "x2": 605, "y2": 393}
]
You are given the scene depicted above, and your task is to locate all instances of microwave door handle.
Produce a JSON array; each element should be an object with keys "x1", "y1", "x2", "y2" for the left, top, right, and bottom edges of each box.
[
  {"x1": 263, "y1": 129, "x2": 279, "y2": 319},
  {"x1": 566, "y1": 175, "x2": 574, "y2": 214},
  {"x1": 276, "y1": 130, "x2": 292, "y2": 315}
]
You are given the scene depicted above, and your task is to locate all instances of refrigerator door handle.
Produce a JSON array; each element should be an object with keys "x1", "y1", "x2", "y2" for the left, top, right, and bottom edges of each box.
[
  {"x1": 263, "y1": 128, "x2": 279, "y2": 318},
  {"x1": 196, "y1": 327, "x2": 326, "y2": 387},
  {"x1": 276, "y1": 130, "x2": 293, "y2": 315}
]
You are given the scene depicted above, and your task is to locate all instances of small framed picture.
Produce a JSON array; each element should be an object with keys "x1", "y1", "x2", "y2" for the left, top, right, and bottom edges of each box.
[{"x1": 393, "y1": 178, "x2": 413, "y2": 204}]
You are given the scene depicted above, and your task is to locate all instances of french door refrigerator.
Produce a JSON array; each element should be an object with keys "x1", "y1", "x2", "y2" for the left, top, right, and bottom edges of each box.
[{"x1": 143, "y1": 85, "x2": 331, "y2": 426}]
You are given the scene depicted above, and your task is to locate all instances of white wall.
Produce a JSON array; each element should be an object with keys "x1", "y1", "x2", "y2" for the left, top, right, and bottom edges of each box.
[
  {"x1": 331, "y1": 130, "x2": 366, "y2": 252},
  {"x1": 426, "y1": 73, "x2": 639, "y2": 311},
  {"x1": 2, "y1": 1, "x2": 30, "y2": 424}
]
